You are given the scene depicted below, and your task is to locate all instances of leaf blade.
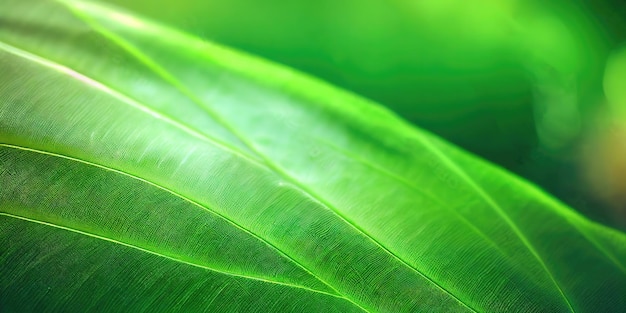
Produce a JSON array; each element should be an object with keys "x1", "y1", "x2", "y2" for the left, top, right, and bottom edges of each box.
[{"x1": 1, "y1": 0, "x2": 625, "y2": 312}]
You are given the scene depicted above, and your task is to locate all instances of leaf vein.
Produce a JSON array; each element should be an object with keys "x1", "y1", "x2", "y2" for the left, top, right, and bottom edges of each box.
[
  {"x1": 0, "y1": 143, "x2": 350, "y2": 304},
  {"x1": 0, "y1": 39, "x2": 369, "y2": 312},
  {"x1": 413, "y1": 134, "x2": 576, "y2": 313},
  {"x1": 72, "y1": 11, "x2": 478, "y2": 311},
  {"x1": 0, "y1": 211, "x2": 346, "y2": 300}
]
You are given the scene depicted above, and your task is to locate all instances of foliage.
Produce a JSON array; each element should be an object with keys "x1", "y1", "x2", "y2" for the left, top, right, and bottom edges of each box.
[{"x1": 1, "y1": 0, "x2": 625, "y2": 312}]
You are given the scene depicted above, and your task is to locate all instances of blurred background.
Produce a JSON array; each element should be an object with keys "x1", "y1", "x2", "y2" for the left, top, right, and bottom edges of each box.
[{"x1": 102, "y1": 0, "x2": 626, "y2": 229}]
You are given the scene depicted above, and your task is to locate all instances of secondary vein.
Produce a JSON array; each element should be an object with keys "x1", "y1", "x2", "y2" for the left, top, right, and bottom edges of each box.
[
  {"x1": 0, "y1": 211, "x2": 345, "y2": 300},
  {"x1": 71, "y1": 10, "x2": 477, "y2": 313},
  {"x1": 413, "y1": 134, "x2": 576, "y2": 313},
  {"x1": 0, "y1": 143, "x2": 346, "y2": 302},
  {"x1": 0, "y1": 40, "x2": 369, "y2": 312}
]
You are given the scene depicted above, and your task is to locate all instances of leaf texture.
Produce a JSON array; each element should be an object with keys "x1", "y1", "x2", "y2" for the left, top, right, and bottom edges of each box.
[{"x1": 0, "y1": 0, "x2": 625, "y2": 312}]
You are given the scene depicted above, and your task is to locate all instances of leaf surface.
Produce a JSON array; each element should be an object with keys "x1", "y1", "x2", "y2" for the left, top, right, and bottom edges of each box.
[{"x1": 0, "y1": 0, "x2": 625, "y2": 312}]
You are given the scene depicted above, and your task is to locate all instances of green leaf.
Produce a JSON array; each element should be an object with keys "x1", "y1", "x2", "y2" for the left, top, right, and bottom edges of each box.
[{"x1": 1, "y1": 0, "x2": 625, "y2": 312}]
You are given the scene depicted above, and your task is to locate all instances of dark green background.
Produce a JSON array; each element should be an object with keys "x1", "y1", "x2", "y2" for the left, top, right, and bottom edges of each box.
[{"x1": 102, "y1": 0, "x2": 626, "y2": 229}]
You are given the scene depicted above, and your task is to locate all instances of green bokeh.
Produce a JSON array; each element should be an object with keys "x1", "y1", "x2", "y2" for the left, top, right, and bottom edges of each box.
[{"x1": 102, "y1": 0, "x2": 626, "y2": 228}]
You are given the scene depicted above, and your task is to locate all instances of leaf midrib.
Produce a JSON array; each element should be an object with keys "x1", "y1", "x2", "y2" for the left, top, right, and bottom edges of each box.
[
  {"x1": 413, "y1": 135, "x2": 576, "y2": 312},
  {"x1": 11, "y1": 3, "x2": 611, "y2": 309},
  {"x1": 0, "y1": 211, "x2": 345, "y2": 300},
  {"x1": 63, "y1": 8, "x2": 479, "y2": 311},
  {"x1": 0, "y1": 20, "x2": 560, "y2": 310},
  {"x1": 0, "y1": 40, "x2": 375, "y2": 312},
  {"x1": 2, "y1": 8, "x2": 478, "y2": 310},
  {"x1": 0, "y1": 144, "x2": 355, "y2": 302},
  {"x1": 3, "y1": 1, "x2": 625, "y2": 312},
  {"x1": 56, "y1": 1, "x2": 626, "y2": 306}
]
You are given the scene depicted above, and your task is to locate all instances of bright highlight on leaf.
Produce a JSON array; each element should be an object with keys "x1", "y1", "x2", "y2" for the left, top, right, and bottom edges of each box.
[{"x1": 1, "y1": 0, "x2": 625, "y2": 312}]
